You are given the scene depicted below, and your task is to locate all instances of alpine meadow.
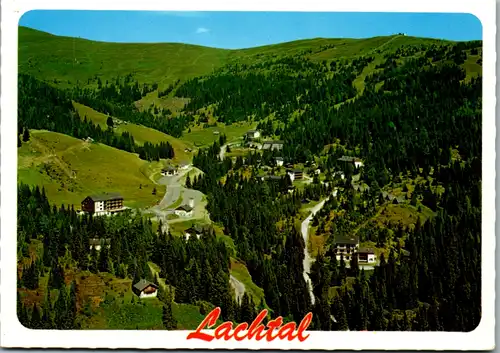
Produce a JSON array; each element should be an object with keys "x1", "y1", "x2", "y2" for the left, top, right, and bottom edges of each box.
[{"x1": 17, "y1": 21, "x2": 482, "y2": 333}]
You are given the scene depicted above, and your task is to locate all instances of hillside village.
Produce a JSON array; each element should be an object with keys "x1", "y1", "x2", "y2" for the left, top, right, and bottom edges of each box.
[
  {"x1": 76, "y1": 127, "x2": 373, "y2": 267},
  {"x1": 16, "y1": 26, "x2": 482, "y2": 332}
]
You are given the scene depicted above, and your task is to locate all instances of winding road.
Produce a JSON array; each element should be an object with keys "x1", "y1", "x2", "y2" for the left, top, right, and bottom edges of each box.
[
  {"x1": 301, "y1": 189, "x2": 338, "y2": 306},
  {"x1": 144, "y1": 160, "x2": 247, "y2": 299},
  {"x1": 230, "y1": 275, "x2": 246, "y2": 303},
  {"x1": 219, "y1": 144, "x2": 228, "y2": 161}
]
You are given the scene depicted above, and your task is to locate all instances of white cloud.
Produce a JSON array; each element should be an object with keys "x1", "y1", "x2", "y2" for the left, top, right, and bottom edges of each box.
[{"x1": 196, "y1": 27, "x2": 210, "y2": 34}]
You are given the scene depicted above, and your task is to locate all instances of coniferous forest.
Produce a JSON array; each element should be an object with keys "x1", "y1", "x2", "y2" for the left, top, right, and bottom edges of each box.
[{"x1": 17, "y1": 26, "x2": 483, "y2": 333}]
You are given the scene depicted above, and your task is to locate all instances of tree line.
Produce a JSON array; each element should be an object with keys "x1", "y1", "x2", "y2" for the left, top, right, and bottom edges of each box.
[{"x1": 18, "y1": 74, "x2": 174, "y2": 161}]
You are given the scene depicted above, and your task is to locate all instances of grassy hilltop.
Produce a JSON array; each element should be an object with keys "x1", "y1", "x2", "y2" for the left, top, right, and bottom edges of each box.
[{"x1": 19, "y1": 26, "x2": 452, "y2": 89}]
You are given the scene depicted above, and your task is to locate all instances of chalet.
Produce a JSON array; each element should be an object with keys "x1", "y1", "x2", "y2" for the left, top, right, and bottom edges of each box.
[
  {"x1": 132, "y1": 279, "x2": 159, "y2": 298},
  {"x1": 175, "y1": 204, "x2": 193, "y2": 218},
  {"x1": 246, "y1": 130, "x2": 261, "y2": 140},
  {"x1": 333, "y1": 235, "x2": 359, "y2": 261},
  {"x1": 356, "y1": 247, "x2": 377, "y2": 263},
  {"x1": 274, "y1": 157, "x2": 284, "y2": 167},
  {"x1": 185, "y1": 224, "x2": 207, "y2": 240},
  {"x1": 287, "y1": 168, "x2": 303, "y2": 182},
  {"x1": 262, "y1": 140, "x2": 284, "y2": 151},
  {"x1": 161, "y1": 166, "x2": 178, "y2": 177},
  {"x1": 81, "y1": 193, "x2": 124, "y2": 215},
  {"x1": 338, "y1": 156, "x2": 363, "y2": 169},
  {"x1": 89, "y1": 238, "x2": 111, "y2": 251}
]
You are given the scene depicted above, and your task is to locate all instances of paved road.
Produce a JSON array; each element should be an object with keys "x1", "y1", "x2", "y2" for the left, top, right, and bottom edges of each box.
[
  {"x1": 219, "y1": 144, "x2": 228, "y2": 161},
  {"x1": 157, "y1": 167, "x2": 193, "y2": 208},
  {"x1": 230, "y1": 275, "x2": 246, "y2": 304},
  {"x1": 300, "y1": 189, "x2": 338, "y2": 306}
]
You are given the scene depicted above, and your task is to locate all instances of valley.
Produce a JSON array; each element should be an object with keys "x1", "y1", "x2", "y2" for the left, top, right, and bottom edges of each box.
[{"x1": 17, "y1": 25, "x2": 482, "y2": 332}]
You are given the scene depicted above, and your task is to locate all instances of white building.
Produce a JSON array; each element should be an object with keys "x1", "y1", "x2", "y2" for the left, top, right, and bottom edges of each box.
[
  {"x1": 175, "y1": 204, "x2": 193, "y2": 218},
  {"x1": 275, "y1": 157, "x2": 284, "y2": 167},
  {"x1": 357, "y1": 248, "x2": 377, "y2": 263},
  {"x1": 161, "y1": 166, "x2": 178, "y2": 176},
  {"x1": 287, "y1": 169, "x2": 303, "y2": 182},
  {"x1": 81, "y1": 193, "x2": 124, "y2": 215},
  {"x1": 338, "y1": 156, "x2": 364, "y2": 169},
  {"x1": 246, "y1": 130, "x2": 261, "y2": 140},
  {"x1": 185, "y1": 224, "x2": 206, "y2": 241},
  {"x1": 333, "y1": 236, "x2": 359, "y2": 261}
]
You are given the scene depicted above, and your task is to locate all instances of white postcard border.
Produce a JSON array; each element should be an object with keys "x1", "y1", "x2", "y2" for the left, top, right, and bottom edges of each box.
[{"x1": 1, "y1": 0, "x2": 495, "y2": 350}]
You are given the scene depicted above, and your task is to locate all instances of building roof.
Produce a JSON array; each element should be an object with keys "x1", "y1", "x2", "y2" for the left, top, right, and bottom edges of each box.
[
  {"x1": 357, "y1": 247, "x2": 375, "y2": 254},
  {"x1": 186, "y1": 224, "x2": 206, "y2": 234},
  {"x1": 334, "y1": 235, "x2": 359, "y2": 245},
  {"x1": 264, "y1": 175, "x2": 283, "y2": 181},
  {"x1": 133, "y1": 279, "x2": 158, "y2": 292},
  {"x1": 267, "y1": 140, "x2": 284, "y2": 145},
  {"x1": 87, "y1": 192, "x2": 123, "y2": 202},
  {"x1": 338, "y1": 156, "x2": 362, "y2": 162},
  {"x1": 89, "y1": 238, "x2": 111, "y2": 246},
  {"x1": 176, "y1": 204, "x2": 193, "y2": 212}
]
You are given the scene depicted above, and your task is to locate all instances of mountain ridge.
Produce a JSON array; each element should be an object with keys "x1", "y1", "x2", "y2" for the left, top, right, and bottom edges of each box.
[{"x1": 20, "y1": 26, "x2": 467, "y2": 50}]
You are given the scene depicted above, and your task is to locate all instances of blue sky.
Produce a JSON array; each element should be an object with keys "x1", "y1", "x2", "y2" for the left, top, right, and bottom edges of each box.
[{"x1": 19, "y1": 11, "x2": 482, "y2": 49}]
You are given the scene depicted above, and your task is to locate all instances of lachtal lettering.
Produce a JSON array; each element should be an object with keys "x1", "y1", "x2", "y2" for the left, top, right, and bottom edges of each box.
[{"x1": 187, "y1": 307, "x2": 312, "y2": 342}]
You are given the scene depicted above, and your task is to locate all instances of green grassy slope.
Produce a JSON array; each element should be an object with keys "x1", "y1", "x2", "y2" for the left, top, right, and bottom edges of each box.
[
  {"x1": 72, "y1": 102, "x2": 195, "y2": 162},
  {"x1": 19, "y1": 26, "x2": 230, "y2": 90},
  {"x1": 19, "y1": 27, "x2": 457, "y2": 89},
  {"x1": 18, "y1": 130, "x2": 165, "y2": 208}
]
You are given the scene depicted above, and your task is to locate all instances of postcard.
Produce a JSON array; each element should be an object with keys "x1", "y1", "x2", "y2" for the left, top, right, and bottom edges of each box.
[{"x1": 1, "y1": 0, "x2": 495, "y2": 350}]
